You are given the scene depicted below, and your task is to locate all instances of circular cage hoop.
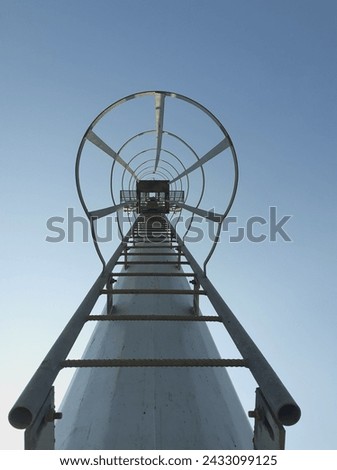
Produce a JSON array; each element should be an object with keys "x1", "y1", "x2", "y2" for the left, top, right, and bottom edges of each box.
[
  {"x1": 108, "y1": 129, "x2": 204, "y2": 209},
  {"x1": 75, "y1": 91, "x2": 239, "y2": 271}
]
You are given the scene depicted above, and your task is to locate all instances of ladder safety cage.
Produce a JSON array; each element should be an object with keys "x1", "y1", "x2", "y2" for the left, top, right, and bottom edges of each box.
[{"x1": 9, "y1": 91, "x2": 301, "y2": 451}]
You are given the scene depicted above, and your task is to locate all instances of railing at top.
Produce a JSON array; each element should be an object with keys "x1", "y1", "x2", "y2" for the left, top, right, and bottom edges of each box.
[{"x1": 75, "y1": 91, "x2": 239, "y2": 274}]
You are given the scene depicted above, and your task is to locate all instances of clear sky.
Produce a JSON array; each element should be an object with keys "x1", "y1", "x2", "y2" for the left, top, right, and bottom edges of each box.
[{"x1": 1, "y1": 0, "x2": 337, "y2": 450}]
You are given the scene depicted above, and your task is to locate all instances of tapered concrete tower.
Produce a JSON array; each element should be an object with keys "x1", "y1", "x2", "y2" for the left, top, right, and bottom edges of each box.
[{"x1": 9, "y1": 92, "x2": 301, "y2": 450}]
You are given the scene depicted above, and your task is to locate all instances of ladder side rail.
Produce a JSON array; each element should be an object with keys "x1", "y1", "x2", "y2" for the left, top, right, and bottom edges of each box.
[
  {"x1": 8, "y1": 225, "x2": 135, "y2": 431},
  {"x1": 169, "y1": 219, "x2": 301, "y2": 427}
]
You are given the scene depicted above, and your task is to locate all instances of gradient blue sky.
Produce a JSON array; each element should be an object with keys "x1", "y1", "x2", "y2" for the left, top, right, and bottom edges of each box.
[{"x1": 1, "y1": 0, "x2": 336, "y2": 450}]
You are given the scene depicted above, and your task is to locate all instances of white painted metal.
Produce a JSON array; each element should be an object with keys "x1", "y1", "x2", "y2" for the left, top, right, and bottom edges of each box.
[
  {"x1": 175, "y1": 202, "x2": 223, "y2": 222},
  {"x1": 89, "y1": 202, "x2": 126, "y2": 219},
  {"x1": 154, "y1": 93, "x2": 165, "y2": 172},
  {"x1": 86, "y1": 130, "x2": 138, "y2": 179},
  {"x1": 9, "y1": 91, "x2": 300, "y2": 450},
  {"x1": 170, "y1": 137, "x2": 230, "y2": 183},
  {"x1": 56, "y1": 245, "x2": 253, "y2": 449}
]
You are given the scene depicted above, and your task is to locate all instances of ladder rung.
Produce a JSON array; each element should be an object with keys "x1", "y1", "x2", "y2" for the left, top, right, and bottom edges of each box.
[
  {"x1": 129, "y1": 236, "x2": 173, "y2": 239},
  {"x1": 111, "y1": 272, "x2": 195, "y2": 277},
  {"x1": 126, "y1": 245, "x2": 178, "y2": 249},
  {"x1": 133, "y1": 234, "x2": 171, "y2": 237},
  {"x1": 128, "y1": 242, "x2": 174, "y2": 245},
  {"x1": 131, "y1": 235, "x2": 171, "y2": 237},
  {"x1": 130, "y1": 238, "x2": 172, "y2": 241},
  {"x1": 127, "y1": 244, "x2": 177, "y2": 247},
  {"x1": 101, "y1": 289, "x2": 206, "y2": 295},
  {"x1": 115, "y1": 261, "x2": 189, "y2": 265},
  {"x1": 62, "y1": 358, "x2": 248, "y2": 368},
  {"x1": 87, "y1": 315, "x2": 222, "y2": 322},
  {"x1": 125, "y1": 253, "x2": 183, "y2": 256}
]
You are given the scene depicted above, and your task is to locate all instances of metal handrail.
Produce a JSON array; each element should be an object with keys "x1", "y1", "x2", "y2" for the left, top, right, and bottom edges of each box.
[
  {"x1": 75, "y1": 91, "x2": 233, "y2": 271},
  {"x1": 8, "y1": 229, "x2": 133, "y2": 430},
  {"x1": 169, "y1": 219, "x2": 301, "y2": 427}
]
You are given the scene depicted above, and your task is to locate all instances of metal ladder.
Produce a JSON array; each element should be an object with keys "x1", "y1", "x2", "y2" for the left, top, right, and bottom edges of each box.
[
  {"x1": 9, "y1": 214, "x2": 300, "y2": 450},
  {"x1": 64, "y1": 214, "x2": 247, "y2": 370}
]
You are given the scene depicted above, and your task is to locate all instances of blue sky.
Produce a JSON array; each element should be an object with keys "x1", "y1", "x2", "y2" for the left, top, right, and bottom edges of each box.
[{"x1": 1, "y1": 0, "x2": 337, "y2": 450}]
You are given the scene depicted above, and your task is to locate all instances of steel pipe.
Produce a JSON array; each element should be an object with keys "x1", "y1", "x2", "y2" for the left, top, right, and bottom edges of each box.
[
  {"x1": 8, "y1": 233, "x2": 131, "y2": 430},
  {"x1": 86, "y1": 315, "x2": 222, "y2": 322},
  {"x1": 86, "y1": 130, "x2": 137, "y2": 179},
  {"x1": 175, "y1": 202, "x2": 223, "y2": 222},
  {"x1": 170, "y1": 220, "x2": 301, "y2": 427},
  {"x1": 62, "y1": 358, "x2": 248, "y2": 368},
  {"x1": 89, "y1": 202, "x2": 126, "y2": 219}
]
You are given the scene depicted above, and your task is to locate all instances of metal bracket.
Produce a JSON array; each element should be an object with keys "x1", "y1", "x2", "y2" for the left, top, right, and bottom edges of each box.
[
  {"x1": 249, "y1": 388, "x2": 285, "y2": 450},
  {"x1": 106, "y1": 275, "x2": 117, "y2": 314},
  {"x1": 190, "y1": 277, "x2": 201, "y2": 315},
  {"x1": 124, "y1": 246, "x2": 128, "y2": 269},
  {"x1": 175, "y1": 246, "x2": 182, "y2": 269},
  {"x1": 170, "y1": 227, "x2": 174, "y2": 247},
  {"x1": 24, "y1": 387, "x2": 62, "y2": 450}
]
